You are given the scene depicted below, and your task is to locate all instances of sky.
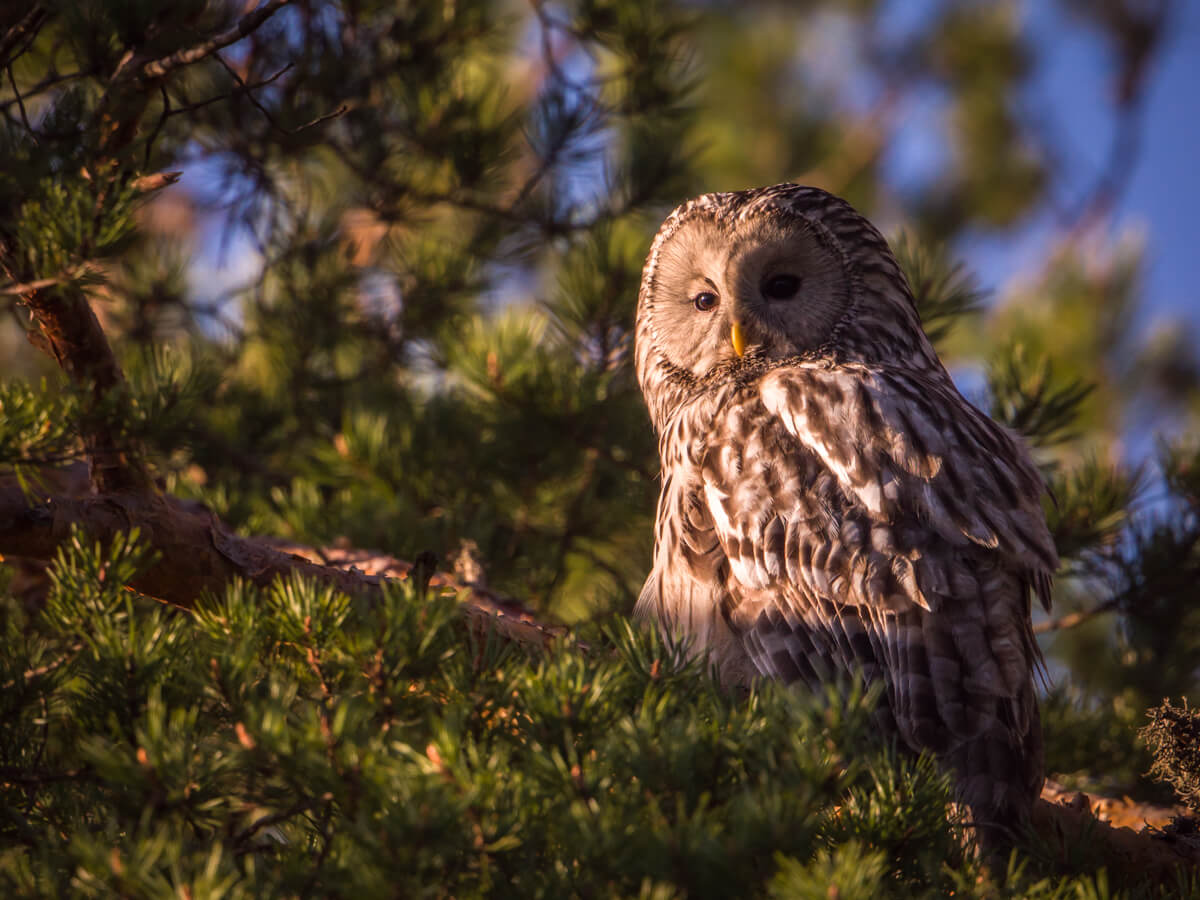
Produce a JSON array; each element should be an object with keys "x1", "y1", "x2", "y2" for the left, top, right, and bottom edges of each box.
[
  {"x1": 186, "y1": 1, "x2": 1200, "y2": 351},
  {"x1": 967, "y1": 1, "x2": 1200, "y2": 336}
]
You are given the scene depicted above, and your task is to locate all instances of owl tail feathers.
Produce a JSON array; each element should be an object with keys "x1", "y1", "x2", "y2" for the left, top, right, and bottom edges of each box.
[
  {"x1": 948, "y1": 718, "x2": 1045, "y2": 874},
  {"x1": 954, "y1": 790, "x2": 1035, "y2": 876}
]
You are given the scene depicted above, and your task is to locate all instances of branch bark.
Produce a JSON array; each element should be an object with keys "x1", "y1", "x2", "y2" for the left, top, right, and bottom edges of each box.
[
  {"x1": 1033, "y1": 786, "x2": 1199, "y2": 880},
  {"x1": 0, "y1": 5, "x2": 49, "y2": 72},
  {"x1": 130, "y1": 0, "x2": 294, "y2": 83},
  {"x1": 1033, "y1": 599, "x2": 1121, "y2": 634},
  {"x1": 20, "y1": 287, "x2": 154, "y2": 495},
  {"x1": 0, "y1": 477, "x2": 564, "y2": 649}
]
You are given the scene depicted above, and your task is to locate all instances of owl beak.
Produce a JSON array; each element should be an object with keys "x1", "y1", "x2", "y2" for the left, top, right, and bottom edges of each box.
[{"x1": 731, "y1": 322, "x2": 746, "y2": 357}]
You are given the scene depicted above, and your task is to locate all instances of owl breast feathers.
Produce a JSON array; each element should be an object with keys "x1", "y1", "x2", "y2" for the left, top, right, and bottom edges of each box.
[{"x1": 634, "y1": 183, "x2": 1057, "y2": 853}]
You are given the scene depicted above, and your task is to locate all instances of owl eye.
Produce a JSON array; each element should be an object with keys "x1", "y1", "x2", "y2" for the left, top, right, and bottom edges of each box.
[
  {"x1": 762, "y1": 273, "x2": 801, "y2": 300},
  {"x1": 692, "y1": 291, "x2": 719, "y2": 312}
]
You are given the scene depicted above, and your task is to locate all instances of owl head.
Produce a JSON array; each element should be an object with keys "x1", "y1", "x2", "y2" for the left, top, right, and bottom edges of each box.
[{"x1": 634, "y1": 184, "x2": 937, "y2": 431}]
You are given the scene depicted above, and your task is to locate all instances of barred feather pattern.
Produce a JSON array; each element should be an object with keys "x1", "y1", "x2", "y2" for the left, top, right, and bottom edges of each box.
[{"x1": 634, "y1": 184, "x2": 1057, "y2": 855}]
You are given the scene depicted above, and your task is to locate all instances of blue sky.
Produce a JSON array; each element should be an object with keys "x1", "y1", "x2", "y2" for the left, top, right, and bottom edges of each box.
[
  {"x1": 869, "y1": 0, "x2": 1198, "y2": 342},
  {"x1": 973, "y1": 1, "x2": 1199, "y2": 335},
  {"x1": 188, "y1": 1, "x2": 1200, "y2": 349}
]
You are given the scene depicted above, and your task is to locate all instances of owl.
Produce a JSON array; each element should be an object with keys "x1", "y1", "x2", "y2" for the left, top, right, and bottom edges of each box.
[{"x1": 634, "y1": 184, "x2": 1056, "y2": 856}]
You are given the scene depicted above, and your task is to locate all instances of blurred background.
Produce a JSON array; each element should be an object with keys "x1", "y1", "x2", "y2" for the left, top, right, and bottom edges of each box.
[{"x1": 2, "y1": 0, "x2": 1198, "y2": 798}]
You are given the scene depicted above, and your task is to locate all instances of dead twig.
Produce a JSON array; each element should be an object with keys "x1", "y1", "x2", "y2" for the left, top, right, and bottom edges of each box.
[
  {"x1": 1034, "y1": 598, "x2": 1121, "y2": 634},
  {"x1": 113, "y1": 0, "x2": 295, "y2": 85},
  {"x1": 214, "y1": 53, "x2": 346, "y2": 136}
]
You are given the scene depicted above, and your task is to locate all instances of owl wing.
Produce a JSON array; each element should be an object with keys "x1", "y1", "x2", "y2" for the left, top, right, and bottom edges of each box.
[
  {"x1": 637, "y1": 465, "x2": 760, "y2": 686},
  {"x1": 748, "y1": 363, "x2": 1057, "y2": 613},
  {"x1": 698, "y1": 362, "x2": 1055, "y2": 797}
]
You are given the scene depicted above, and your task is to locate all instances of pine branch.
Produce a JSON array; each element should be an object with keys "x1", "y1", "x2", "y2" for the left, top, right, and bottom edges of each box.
[
  {"x1": 0, "y1": 477, "x2": 563, "y2": 650},
  {"x1": 1032, "y1": 790, "x2": 1200, "y2": 878},
  {"x1": 0, "y1": 66, "x2": 93, "y2": 114},
  {"x1": 212, "y1": 53, "x2": 346, "y2": 136},
  {"x1": 18, "y1": 286, "x2": 154, "y2": 494},
  {"x1": 4, "y1": 11, "x2": 286, "y2": 502},
  {"x1": 1, "y1": 473, "x2": 1197, "y2": 880},
  {"x1": 0, "y1": 5, "x2": 48, "y2": 72},
  {"x1": 232, "y1": 799, "x2": 319, "y2": 851},
  {"x1": 1033, "y1": 598, "x2": 1121, "y2": 634},
  {"x1": 111, "y1": 0, "x2": 295, "y2": 85}
]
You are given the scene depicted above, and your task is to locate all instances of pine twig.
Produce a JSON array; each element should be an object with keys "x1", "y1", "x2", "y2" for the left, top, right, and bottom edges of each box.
[
  {"x1": 1033, "y1": 599, "x2": 1121, "y2": 634},
  {"x1": 0, "y1": 5, "x2": 48, "y2": 72},
  {"x1": 214, "y1": 53, "x2": 346, "y2": 136},
  {"x1": 16, "y1": 284, "x2": 154, "y2": 494},
  {"x1": 112, "y1": 0, "x2": 295, "y2": 85},
  {"x1": 0, "y1": 478, "x2": 564, "y2": 651}
]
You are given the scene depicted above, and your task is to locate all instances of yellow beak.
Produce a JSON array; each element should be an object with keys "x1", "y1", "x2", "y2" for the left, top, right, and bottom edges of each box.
[{"x1": 731, "y1": 322, "x2": 746, "y2": 358}]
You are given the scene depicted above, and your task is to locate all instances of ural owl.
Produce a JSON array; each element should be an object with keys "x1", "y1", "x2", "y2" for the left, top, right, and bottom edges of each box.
[{"x1": 634, "y1": 184, "x2": 1056, "y2": 854}]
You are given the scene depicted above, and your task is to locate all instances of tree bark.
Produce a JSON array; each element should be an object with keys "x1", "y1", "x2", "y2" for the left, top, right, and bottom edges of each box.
[{"x1": 0, "y1": 476, "x2": 563, "y2": 648}]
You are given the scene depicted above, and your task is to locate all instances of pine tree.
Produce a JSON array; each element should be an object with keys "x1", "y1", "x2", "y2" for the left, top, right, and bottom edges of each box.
[{"x1": 2, "y1": 1, "x2": 1198, "y2": 895}]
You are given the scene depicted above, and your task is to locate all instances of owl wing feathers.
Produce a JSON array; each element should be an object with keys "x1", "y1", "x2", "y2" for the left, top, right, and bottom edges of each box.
[
  {"x1": 638, "y1": 464, "x2": 761, "y2": 687},
  {"x1": 690, "y1": 363, "x2": 1052, "y2": 779},
  {"x1": 756, "y1": 364, "x2": 1057, "y2": 612}
]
